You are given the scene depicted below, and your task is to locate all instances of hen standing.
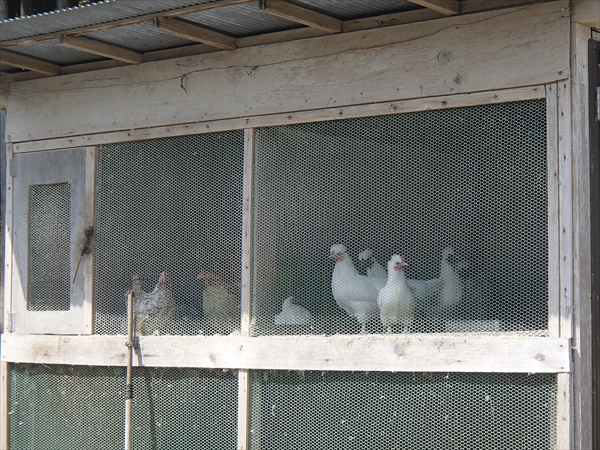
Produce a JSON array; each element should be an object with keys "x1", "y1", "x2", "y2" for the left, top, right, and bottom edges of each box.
[
  {"x1": 133, "y1": 269, "x2": 175, "y2": 335},
  {"x1": 330, "y1": 244, "x2": 381, "y2": 334},
  {"x1": 377, "y1": 255, "x2": 415, "y2": 333}
]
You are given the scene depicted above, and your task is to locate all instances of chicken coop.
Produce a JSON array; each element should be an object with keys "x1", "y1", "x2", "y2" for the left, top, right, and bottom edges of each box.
[{"x1": 0, "y1": 0, "x2": 598, "y2": 449}]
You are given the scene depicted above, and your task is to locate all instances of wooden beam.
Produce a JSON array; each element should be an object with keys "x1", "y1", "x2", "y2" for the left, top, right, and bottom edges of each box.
[
  {"x1": 153, "y1": 16, "x2": 237, "y2": 50},
  {"x1": 59, "y1": 34, "x2": 142, "y2": 64},
  {"x1": 1, "y1": 333, "x2": 572, "y2": 373},
  {"x1": 410, "y1": 0, "x2": 460, "y2": 15},
  {"x1": 0, "y1": 49, "x2": 60, "y2": 76},
  {"x1": 259, "y1": 0, "x2": 342, "y2": 34}
]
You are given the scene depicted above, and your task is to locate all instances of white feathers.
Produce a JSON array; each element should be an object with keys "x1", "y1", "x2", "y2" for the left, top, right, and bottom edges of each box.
[
  {"x1": 377, "y1": 255, "x2": 415, "y2": 333},
  {"x1": 274, "y1": 296, "x2": 313, "y2": 325},
  {"x1": 330, "y1": 244, "x2": 381, "y2": 334},
  {"x1": 358, "y1": 249, "x2": 387, "y2": 278}
]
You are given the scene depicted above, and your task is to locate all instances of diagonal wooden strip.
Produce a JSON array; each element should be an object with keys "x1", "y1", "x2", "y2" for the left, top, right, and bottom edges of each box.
[
  {"x1": 59, "y1": 34, "x2": 143, "y2": 64},
  {"x1": 259, "y1": 0, "x2": 342, "y2": 34}
]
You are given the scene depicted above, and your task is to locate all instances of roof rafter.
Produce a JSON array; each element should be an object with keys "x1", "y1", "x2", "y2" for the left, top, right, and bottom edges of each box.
[
  {"x1": 409, "y1": 0, "x2": 460, "y2": 15},
  {"x1": 153, "y1": 17, "x2": 237, "y2": 50},
  {"x1": 59, "y1": 35, "x2": 143, "y2": 64},
  {"x1": 258, "y1": 0, "x2": 342, "y2": 34},
  {"x1": 0, "y1": 49, "x2": 61, "y2": 76}
]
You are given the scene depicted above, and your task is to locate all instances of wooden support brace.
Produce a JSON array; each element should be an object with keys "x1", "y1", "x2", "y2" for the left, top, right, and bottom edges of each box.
[
  {"x1": 0, "y1": 49, "x2": 60, "y2": 76},
  {"x1": 410, "y1": 0, "x2": 460, "y2": 15},
  {"x1": 259, "y1": 0, "x2": 342, "y2": 34},
  {"x1": 154, "y1": 17, "x2": 237, "y2": 50},
  {"x1": 59, "y1": 34, "x2": 143, "y2": 64}
]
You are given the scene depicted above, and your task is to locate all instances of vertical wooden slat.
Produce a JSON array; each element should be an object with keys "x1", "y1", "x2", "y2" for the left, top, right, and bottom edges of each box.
[
  {"x1": 238, "y1": 129, "x2": 254, "y2": 449},
  {"x1": 546, "y1": 84, "x2": 560, "y2": 338},
  {"x1": 557, "y1": 372, "x2": 573, "y2": 449},
  {"x1": 83, "y1": 146, "x2": 97, "y2": 334},
  {"x1": 0, "y1": 361, "x2": 9, "y2": 450},
  {"x1": 3, "y1": 143, "x2": 13, "y2": 334}
]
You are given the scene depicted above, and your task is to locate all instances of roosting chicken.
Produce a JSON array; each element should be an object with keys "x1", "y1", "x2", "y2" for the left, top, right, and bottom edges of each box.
[
  {"x1": 132, "y1": 269, "x2": 175, "y2": 335},
  {"x1": 274, "y1": 296, "x2": 313, "y2": 325},
  {"x1": 330, "y1": 244, "x2": 380, "y2": 334},
  {"x1": 358, "y1": 249, "x2": 387, "y2": 278},
  {"x1": 377, "y1": 255, "x2": 415, "y2": 333},
  {"x1": 198, "y1": 269, "x2": 240, "y2": 320}
]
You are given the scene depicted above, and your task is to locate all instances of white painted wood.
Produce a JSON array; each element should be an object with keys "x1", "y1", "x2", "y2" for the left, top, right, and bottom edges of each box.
[
  {"x1": 3, "y1": 144, "x2": 13, "y2": 333},
  {"x1": 558, "y1": 80, "x2": 573, "y2": 340},
  {"x1": 570, "y1": 22, "x2": 594, "y2": 450},
  {"x1": 237, "y1": 369, "x2": 250, "y2": 450},
  {"x1": 5, "y1": 1, "x2": 569, "y2": 144},
  {"x1": 557, "y1": 372, "x2": 573, "y2": 449},
  {"x1": 1, "y1": 333, "x2": 572, "y2": 373},
  {"x1": 0, "y1": 361, "x2": 8, "y2": 450},
  {"x1": 241, "y1": 129, "x2": 254, "y2": 337},
  {"x1": 11, "y1": 148, "x2": 92, "y2": 335},
  {"x1": 12, "y1": 85, "x2": 545, "y2": 154},
  {"x1": 84, "y1": 146, "x2": 97, "y2": 333},
  {"x1": 547, "y1": 84, "x2": 561, "y2": 338}
]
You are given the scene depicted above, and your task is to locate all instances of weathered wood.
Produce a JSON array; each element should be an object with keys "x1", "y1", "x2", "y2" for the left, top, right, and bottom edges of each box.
[
  {"x1": 259, "y1": 0, "x2": 342, "y2": 33},
  {"x1": 241, "y1": 129, "x2": 254, "y2": 336},
  {"x1": 0, "y1": 49, "x2": 60, "y2": 76},
  {"x1": 59, "y1": 34, "x2": 143, "y2": 64},
  {"x1": 237, "y1": 369, "x2": 250, "y2": 450},
  {"x1": 570, "y1": 22, "x2": 594, "y2": 450},
  {"x1": 558, "y1": 79, "x2": 573, "y2": 340},
  {"x1": 3, "y1": 144, "x2": 13, "y2": 333},
  {"x1": 0, "y1": 362, "x2": 8, "y2": 450},
  {"x1": 547, "y1": 84, "x2": 560, "y2": 338},
  {"x1": 1, "y1": 333, "x2": 572, "y2": 373},
  {"x1": 410, "y1": 0, "x2": 460, "y2": 15},
  {"x1": 557, "y1": 372, "x2": 573, "y2": 449},
  {"x1": 571, "y1": 0, "x2": 600, "y2": 28},
  {"x1": 5, "y1": 1, "x2": 570, "y2": 144},
  {"x1": 84, "y1": 146, "x2": 96, "y2": 334},
  {"x1": 153, "y1": 17, "x2": 237, "y2": 50},
  {"x1": 12, "y1": 85, "x2": 545, "y2": 153}
]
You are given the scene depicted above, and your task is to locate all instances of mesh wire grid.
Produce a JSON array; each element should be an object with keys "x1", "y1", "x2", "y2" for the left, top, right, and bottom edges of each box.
[
  {"x1": 252, "y1": 100, "x2": 548, "y2": 336},
  {"x1": 250, "y1": 370, "x2": 557, "y2": 450},
  {"x1": 8, "y1": 363, "x2": 238, "y2": 450},
  {"x1": 28, "y1": 182, "x2": 71, "y2": 311},
  {"x1": 94, "y1": 131, "x2": 244, "y2": 336}
]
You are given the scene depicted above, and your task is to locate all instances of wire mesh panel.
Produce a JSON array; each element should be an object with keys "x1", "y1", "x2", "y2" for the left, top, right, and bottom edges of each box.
[
  {"x1": 94, "y1": 132, "x2": 244, "y2": 336},
  {"x1": 249, "y1": 370, "x2": 557, "y2": 450},
  {"x1": 28, "y1": 182, "x2": 71, "y2": 311},
  {"x1": 252, "y1": 100, "x2": 548, "y2": 336},
  {"x1": 8, "y1": 364, "x2": 238, "y2": 450}
]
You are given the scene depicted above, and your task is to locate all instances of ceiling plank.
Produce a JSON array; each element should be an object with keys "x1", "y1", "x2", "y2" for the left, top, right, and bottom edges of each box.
[
  {"x1": 409, "y1": 0, "x2": 460, "y2": 15},
  {"x1": 59, "y1": 35, "x2": 143, "y2": 64},
  {"x1": 0, "y1": 49, "x2": 60, "y2": 76},
  {"x1": 153, "y1": 17, "x2": 237, "y2": 50},
  {"x1": 258, "y1": 0, "x2": 342, "y2": 34}
]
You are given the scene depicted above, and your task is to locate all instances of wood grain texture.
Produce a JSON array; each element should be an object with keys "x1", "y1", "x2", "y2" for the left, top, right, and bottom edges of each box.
[
  {"x1": 1, "y1": 333, "x2": 572, "y2": 373},
  {"x1": 5, "y1": 1, "x2": 569, "y2": 144},
  {"x1": 547, "y1": 84, "x2": 560, "y2": 338},
  {"x1": 59, "y1": 35, "x2": 143, "y2": 64},
  {"x1": 12, "y1": 85, "x2": 545, "y2": 153}
]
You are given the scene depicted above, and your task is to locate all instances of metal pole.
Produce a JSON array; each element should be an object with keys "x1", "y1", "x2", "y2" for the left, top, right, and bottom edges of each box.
[{"x1": 125, "y1": 291, "x2": 135, "y2": 450}]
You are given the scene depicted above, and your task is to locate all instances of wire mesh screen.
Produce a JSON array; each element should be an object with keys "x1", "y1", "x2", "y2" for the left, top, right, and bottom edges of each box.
[
  {"x1": 252, "y1": 100, "x2": 547, "y2": 336},
  {"x1": 8, "y1": 363, "x2": 238, "y2": 450},
  {"x1": 28, "y1": 182, "x2": 71, "y2": 311},
  {"x1": 94, "y1": 132, "x2": 244, "y2": 336},
  {"x1": 249, "y1": 370, "x2": 557, "y2": 449}
]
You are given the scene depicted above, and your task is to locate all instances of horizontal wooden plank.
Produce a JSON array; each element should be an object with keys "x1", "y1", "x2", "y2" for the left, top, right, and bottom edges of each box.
[
  {"x1": 410, "y1": 0, "x2": 460, "y2": 15},
  {"x1": 5, "y1": 1, "x2": 569, "y2": 143},
  {"x1": 59, "y1": 34, "x2": 143, "y2": 65},
  {"x1": 12, "y1": 85, "x2": 545, "y2": 153},
  {"x1": 1, "y1": 333, "x2": 571, "y2": 373}
]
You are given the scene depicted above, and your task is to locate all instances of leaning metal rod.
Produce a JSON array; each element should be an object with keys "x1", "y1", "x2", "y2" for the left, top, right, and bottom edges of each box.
[{"x1": 125, "y1": 291, "x2": 135, "y2": 450}]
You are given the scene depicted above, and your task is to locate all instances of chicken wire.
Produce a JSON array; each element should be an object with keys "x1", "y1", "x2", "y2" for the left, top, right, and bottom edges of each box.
[
  {"x1": 249, "y1": 370, "x2": 557, "y2": 450},
  {"x1": 94, "y1": 131, "x2": 244, "y2": 336},
  {"x1": 8, "y1": 363, "x2": 238, "y2": 450},
  {"x1": 27, "y1": 182, "x2": 71, "y2": 311},
  {"x1": 251, "y1": 100, "x2": 548, "y2": 336}
]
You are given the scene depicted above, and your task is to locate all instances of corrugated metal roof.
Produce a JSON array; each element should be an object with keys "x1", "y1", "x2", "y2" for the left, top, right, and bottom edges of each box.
[
  {"x1": 287, "y1": 0, "x2": 419, "y2": 21},
  {"x1": 3, "y1": 40, "x2": 104, "y2": 65}
]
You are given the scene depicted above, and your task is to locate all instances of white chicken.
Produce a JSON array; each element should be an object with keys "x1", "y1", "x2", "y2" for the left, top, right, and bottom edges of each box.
[
  {"x1": 377, "y1": 255, "x2": 415, "y2": 333},
  {"x1": 358, "y1": 249, "x2": 387, "y2": 278},
  {"x1": 330, "y1": 244, "x2": 381, "y2": 334},
  {"x1": 132, "y1": 269, "x2": 175, "y2": 336},
  {"x1": 274, "y1": 296, "x2": 313, "y2": 325},
  {"x1": 198, "y1": 269, "x2": 240, "y2": 320}
]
